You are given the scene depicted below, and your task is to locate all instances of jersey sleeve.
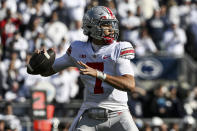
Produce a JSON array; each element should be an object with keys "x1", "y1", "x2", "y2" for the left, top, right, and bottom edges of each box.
[
  {"x1": 114, "y1": 41, "x2": 135, "y2": 76},
  {"x1": 52, "y1": 41, "x2": 79, "y2": 72},
  {"x1": 118, "y1": 41, "x2": 135, "y2": 60},
  {"x1": 116, "y1": 58, "x2": 134, "y2": 76},
  {"x1": 52, "y1": 53, "x2": 75, "y2": 72}
]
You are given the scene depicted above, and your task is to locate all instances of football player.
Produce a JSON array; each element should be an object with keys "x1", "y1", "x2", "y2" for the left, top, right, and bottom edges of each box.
[{"x1": 35, "y1": 6, "x2": 139, "y2": 131}]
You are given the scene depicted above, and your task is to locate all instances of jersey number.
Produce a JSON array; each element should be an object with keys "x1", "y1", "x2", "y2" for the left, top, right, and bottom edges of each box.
[{"x1": 86, "y1": 62, "x2": 104, "y2": 94}]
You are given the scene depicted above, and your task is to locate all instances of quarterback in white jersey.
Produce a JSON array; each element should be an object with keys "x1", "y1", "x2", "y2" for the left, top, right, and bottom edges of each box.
[{"x1": 39, "y1": 6, "x2": 139, "y2": 131}]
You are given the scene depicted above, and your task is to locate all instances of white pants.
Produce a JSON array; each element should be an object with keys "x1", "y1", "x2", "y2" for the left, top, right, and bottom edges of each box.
[{"x1": 75, "y1": 110, "x2": 139, "y2": 131}]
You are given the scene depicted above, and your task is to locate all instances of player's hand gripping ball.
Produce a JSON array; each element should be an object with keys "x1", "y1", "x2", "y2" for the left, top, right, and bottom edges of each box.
[{"x1": 27, "y1": 48, "x2": 56, "y2": 75}]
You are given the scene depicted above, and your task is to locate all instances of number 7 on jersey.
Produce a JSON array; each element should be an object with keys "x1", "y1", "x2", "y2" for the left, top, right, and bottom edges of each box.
[{"x1": 86, "y1": 62, "x2": 104, "y2": 94}]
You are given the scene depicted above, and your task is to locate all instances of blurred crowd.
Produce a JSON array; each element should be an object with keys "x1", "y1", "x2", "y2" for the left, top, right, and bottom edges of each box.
[
  {"x1": 0, "y1": 0, "x2": 197, "y2": 130},
  {"x1": 128, "y1": 84, "x2": 197, "y2": 131}
]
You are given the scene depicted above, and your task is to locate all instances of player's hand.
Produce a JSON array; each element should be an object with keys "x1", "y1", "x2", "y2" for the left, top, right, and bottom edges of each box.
[
  {"x1": 27, "y1": 48, "x2": 56, "y2": 75},
  {"x1": 77, "y1": 61, "x2": 97, "y2": 77}
]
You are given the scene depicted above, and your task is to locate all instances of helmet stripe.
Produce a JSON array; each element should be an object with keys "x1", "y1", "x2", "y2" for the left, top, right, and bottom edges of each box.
[{"x1": 105, "y1": 7, "x2": 115, "y2": 19}]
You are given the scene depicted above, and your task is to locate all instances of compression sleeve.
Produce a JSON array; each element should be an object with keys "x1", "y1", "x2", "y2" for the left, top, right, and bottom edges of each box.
[{"x1": 116, "y1": 58, "x2": 134, "y2": 76}]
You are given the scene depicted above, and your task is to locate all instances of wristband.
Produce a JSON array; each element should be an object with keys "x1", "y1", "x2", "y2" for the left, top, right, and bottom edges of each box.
[{"x1": 96, "y1": 70, "x2": 107, "y2": 81}]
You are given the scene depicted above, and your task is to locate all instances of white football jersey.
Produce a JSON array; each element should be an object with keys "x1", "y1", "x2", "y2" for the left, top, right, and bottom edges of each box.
[{"x1": 53, "y1": 41, "x2": 135, "y2": 111}]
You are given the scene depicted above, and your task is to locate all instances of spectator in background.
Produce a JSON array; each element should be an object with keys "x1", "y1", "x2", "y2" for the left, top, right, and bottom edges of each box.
[
  {"x1": 117, "y1": 0, "x2": 137, "y2": 19},
  {"x1": 178, "y1": 0, "x2": 192, "y2": 29},
  {"x1": 4, "y1": 81, "x2": 25, "y2": 102},
  {"x1": 18, "y1": 0, "x2": 36, "y2": 25},
  {"x1": 28, "y1": 31, "x2": 53, "y2": 52},
  {"x1": 128, "y1": 87, "x2": 147, "y2": 118},
  {"x1": 169, "y1": 122, "x2": 180, "y2": 131},
  {"x1": 151, "y1": 116, "x2": 169, "y2": 131},
  {"x1": 137, "y1": 0, "x2": 159, "y2": 20},
  {"x1": 141, "y1": 122, "x2": 152, "y2": 131},
  {"x1": 6, "y1": 59, "x2": 19, "y2": 88},
  {"x1": 3, "y1": 52, "x2": 22, "y2": 91},
  {"x1": 120, "y1": 10, "x2": 141, "y2": 43},
  {"x1": 146, "y1": 8, "x2": 166, "y2": 50},
  {"x1": 166, "y1": 0, "x2": 180, "y2": 29},
  {"x1": 54, "y1": 0, "x2": 70, "y2": 28},
  {"x1": 184, "y1": 86, "x2": 197, "y2": 118},
  {"x1": 0, "y1": 119, "x2": 5, "y2": 131},
  {"x1": 51, "y1": 68, "x2": 79, "y2": 117},
  {"x1": 62, "y1": 0, "x2": 86, "y2": 29},
  {"x1": 58, "y1": 122, "x2": 71, "y2": 131},
  {"x1": 3, "y1": 51, "x2": 22, "y2": 71},
  {"x1": 3, "y1": 102, "x2": 22, "y2": 131},
  {"x1": 135, "y1": 27, "x2": 158, "y2": 57},
  {"x1": 4, "y1": 0, "x2": 17, "y2": 15},
  {"x1": 187, "y1": 1, "x2": 197, "y2": 25},
  {"x1": 6, "y1": 31, "x2": 28, "y2": 60},
  {"x1": 44, "y1": 11, "x2": 68, "y2": 46},
  {"x1": 185, "y1": 1, "x2": 197, "y2": 61},
  {"x1": 0, "y1": 9, "x2": 21, "y2": 59},
  {"x1": 0, "y1": 0, "x2": 7, "y2": 21},
  {"x1": 150, "y1": 85, "x2": 169, "y2": 117},
  {"x1": 166, "y1": 85, "x2": 185, "y2": 117},
  {"x1": 0, "y1": 70, "x2": 5, "y2": 100},
  {"x1": 135, "y1": 5, "x2": 143, "y2": 18},
  {"x1": 35, "y1": 0, "x2": 52, "y2": 18},
  {"x1": 68, "y1": 20, "x2": 88, "y2": 43},
  {"x1": 181, "y1": 115, "x2": 196, "y2": 131},
  {"x1": 17, "y1": 53, "x2": 33, "y2": 100},
  {"x1": 0, "y1": 56, "x2": 9, "y2": 100},
  {"x1": 18, "y1": 0, "x2": 37, "y2": 37},
  {"x1": 160, "y1": 5, "x2": 170, "y2": 28},
  {"x1": 24, "y1": 16, "x2": 44, "y2": 41},
  {"x1": 161, "y1": 20, "x2": 187, "y2": 57}
]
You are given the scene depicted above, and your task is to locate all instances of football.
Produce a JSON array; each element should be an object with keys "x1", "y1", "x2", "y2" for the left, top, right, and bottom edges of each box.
[{"x1": 27, "y1": 48, "x2": 56, "y2": 75}]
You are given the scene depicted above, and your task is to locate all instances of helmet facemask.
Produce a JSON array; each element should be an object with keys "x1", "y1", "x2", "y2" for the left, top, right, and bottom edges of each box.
[{"x1": 99, "y1": 19, "x2": 119, "y2": 44}]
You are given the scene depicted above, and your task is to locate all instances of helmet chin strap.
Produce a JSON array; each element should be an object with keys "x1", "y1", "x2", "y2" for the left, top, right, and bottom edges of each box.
[{"x1": 103, "y1": 36, "x2": 114, "y2": 44}]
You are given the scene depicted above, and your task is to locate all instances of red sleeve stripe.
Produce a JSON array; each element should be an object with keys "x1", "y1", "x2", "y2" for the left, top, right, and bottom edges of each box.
[{"x1": 120, "y1": 50, "x2": 135, "y2": 55}]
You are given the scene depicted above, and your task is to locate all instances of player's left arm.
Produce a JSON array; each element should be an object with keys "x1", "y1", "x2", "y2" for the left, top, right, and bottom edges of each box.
[
  {"x1": 105, "y1": 58, "x2": 135, "y2": 92},
  {"x1": 105, "y1": 74, "x2": 135, "y2": 92}
]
